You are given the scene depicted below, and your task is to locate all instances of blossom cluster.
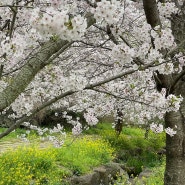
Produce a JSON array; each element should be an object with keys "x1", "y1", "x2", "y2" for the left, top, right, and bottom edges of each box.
[
  {"x1": 8, "y1": 65, "x2": 88, "y2": 119},
  {"x1": 111, "y1": 43, "x2": 135, "y2": 66},
  {"x1": 57, "y1": 111, "x2": 84, "y2": 136},
  {"x1": 150, "y1": 123, "x2": 177, "y2": 137},
  {"x1": 29, "y1": 7, "x2": 87, "y2": 41},
  {"x1": 91, "y1": 0, "x2": 123, "y2": 26},
  {"x1": 166, "y1": 94, "x2": 183, "y2": 112},
  {"x1": 158, "y1": 2, "x2": 178, "y2": 18},
  {"x1": 165, "y1": 127, "x2": 177, "y2": 137},
  {"x1": 72, "y1": 122, "x2": 83, "y2": 135},
  {"x1": 84, "y1": 108, "x2": 99, "y2": 126},
  {"x1": 0, "y1": 34, "x2": 29, "y2": 70},
  {"x1": 133, "y1": 22, "x2": 152, "y2": 44},
  {"x1": 66, "y1": 73, "x2": 88, "y2": 91},
  {"x1": 50, "y1": 0, "x2": 62, "y2": 8},
  {"x1": 151, "y1": 28, "x2": 176, "y2": 50},
  {"x1": 144, "y1": 89, "x2": 183, "y2": 113},
  {"x1": 19, "y1": 122, "x2": 66, "y2": 148},
  {"x1": 150, "y1": 123, "x2": 164, "y2": 134},
  {"x1": 157, "y1": 62, "x2": 174, "y2": 75}
]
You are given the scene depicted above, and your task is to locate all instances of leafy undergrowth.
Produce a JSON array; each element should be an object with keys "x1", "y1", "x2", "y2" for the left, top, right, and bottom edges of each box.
[
  {"x1": 85, "y1": 123, "x2": 165, "y2": 180},
  {"x1": 113, "y1": 162, "x2": 165, "y2": 185},
  {"x1": 136, "y1": 164, "x2": 165, "y2": 185},
  {"x1": 0, "y1": 123, "x2": 165, "y2": 184}
]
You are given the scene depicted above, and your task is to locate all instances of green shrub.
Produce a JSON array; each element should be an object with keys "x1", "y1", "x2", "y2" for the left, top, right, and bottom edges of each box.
[{"x1": 134, "y1": 162, "x2": 165, "y2": 185}]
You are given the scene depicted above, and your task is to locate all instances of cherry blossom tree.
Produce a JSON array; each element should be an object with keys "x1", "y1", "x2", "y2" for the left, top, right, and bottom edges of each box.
[{"x1": 0, "y1": 0, "x2": 184, "y2": 184}]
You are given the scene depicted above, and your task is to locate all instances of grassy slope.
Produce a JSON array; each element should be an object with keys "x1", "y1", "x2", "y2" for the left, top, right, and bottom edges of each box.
[
  {"x1": 85, "y1": 123, "x2": 165, "y2": 171},
  {"x1": 0, "y1": 123, "x2": 165, "y2": 184}
]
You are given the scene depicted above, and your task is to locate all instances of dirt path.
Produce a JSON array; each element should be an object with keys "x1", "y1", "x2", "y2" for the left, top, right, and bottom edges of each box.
[{"x1": 0, "y1": 139, "x2": 52, "y2": 153}]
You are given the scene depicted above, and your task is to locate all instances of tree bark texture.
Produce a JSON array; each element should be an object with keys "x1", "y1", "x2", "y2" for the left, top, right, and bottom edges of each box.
[
  {"x1": 164, "y1": 4, "x2": 185, "y2": 185},
  {"x1": 171, "y1": 8, "x2": 185, "y2": 46},
  {"x1": 164, "y1": 3, "x2": 185, "y2": 185},
  {"x1": 142, "y1": 0, "x2": 161, "y2": 28},
  {"x1": 164, "y1": 80, "x2": 185, "y2": 185},
  {"x1": 0, "y1": 39, "x2": 69, "y2": 112}
]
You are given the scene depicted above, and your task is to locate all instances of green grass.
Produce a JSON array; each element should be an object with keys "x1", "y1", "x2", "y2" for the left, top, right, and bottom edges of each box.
[
  {"x1": 0, "y1": 123, "x2": 166, "y2": 184},
  {"x1": 0, "y1": 134, "x2": 114, "y2": 185},
  {"x1": 85, "y1": 123, "x2": 165, "y2": 175},
  {"x1": 55, "y1": 135, "x2": 114, "y2": 175},
  {"x1": 85, "y1": 122, "x2": 165, "y2": 152},
  {"x1": 0, "y1": 127, "x2": 27, "y2": 142}
]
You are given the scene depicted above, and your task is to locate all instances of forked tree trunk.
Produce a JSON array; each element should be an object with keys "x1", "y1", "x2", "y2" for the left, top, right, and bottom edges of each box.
[{"x1": 142, "y1": 0, "x2": 185, "y2": 184}]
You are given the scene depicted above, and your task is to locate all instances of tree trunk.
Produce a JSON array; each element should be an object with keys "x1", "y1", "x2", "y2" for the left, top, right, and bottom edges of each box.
[
  {"x1": 164, "y1": 4, "x2": 185, "y2": 184},
  {"x1": 142, "y1": 1, "x2": 185, "y2": 184},
  {"x1": 165, "y1": 107, "x2": 185, "y2": 185},
  {"x1": 164, "y1": 80, "x2": 185, "y2": 185}
]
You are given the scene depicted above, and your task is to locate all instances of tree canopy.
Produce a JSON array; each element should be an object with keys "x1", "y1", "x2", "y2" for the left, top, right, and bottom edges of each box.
[{"x1": 0, "y1": 1, "x2": 185, "y2": 183}]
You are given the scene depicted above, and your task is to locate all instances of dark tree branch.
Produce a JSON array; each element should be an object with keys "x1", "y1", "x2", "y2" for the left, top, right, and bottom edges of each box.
[
  {"x1": 169, "y1": 69, "x2": 185, "y2": 94},
  {"x1": 9, "y1": 6, "x2": 18, "y2": 38},
  {"x1": 143, "y1": 0, "x2": 161, "y2": 28}
]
